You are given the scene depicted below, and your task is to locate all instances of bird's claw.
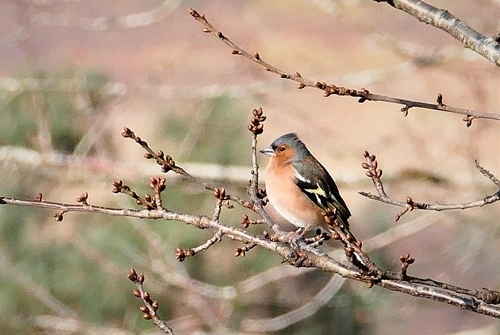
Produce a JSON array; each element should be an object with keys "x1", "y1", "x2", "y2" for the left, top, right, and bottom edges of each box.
[{"x1": 285, "y1": 226, "x2": 309, "y2": 248}]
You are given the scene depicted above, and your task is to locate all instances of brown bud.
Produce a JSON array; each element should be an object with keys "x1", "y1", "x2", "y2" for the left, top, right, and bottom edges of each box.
[
  {"x1": 77, "y1": 192, "x2": 88, "y2": 203},
  {"x1": 240, "y1": 215, "x2": 250, "y2": 228},
  {"x1": 235, "y1": 248, "x2": 244, "y2": 257},
  {"x1": 401, "y1": 106, "x2": 409, "y2": 117},
  {"x1": 166, "y1": 155, "x2": 175, "y2": 166},
  {"x1": 345, "y1": 247, "x2": 353, "y2": 256},
  {"x1": 128, "y1": 268, "x2": 138, "y2": 281},
  {"x1": 175, "y1": 247, "x2": 187, "y2": 262},
  {"x1": 121, "y1": 127, "x2": 133, "y2": 138},
  {"x1": 54, "y1": 212, "x2": 64, "y2": 222},
  {"x1": 436, "y1": 93, "x2": 443, "y2": 105},
  {"x1": 188, "y1": 8, "x2": 200, "y2": 18},
  {"x1": 133, "y1": 289, "x2": 141, "y2": 297},
  {"x1": 143, "y1": 291, "x2": 151, "y2": 302},
  {"x1": 151, "y1": 301, "x2": 159, "y2": 310}
]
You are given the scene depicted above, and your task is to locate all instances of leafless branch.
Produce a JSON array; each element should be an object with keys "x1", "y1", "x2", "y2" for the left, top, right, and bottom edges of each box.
[
  {"x1": 3, "y1": 191, "x2": 500, "y2": 317},
  {"x1": 128, "y1": 269, "x2": 175, "y2": 335},
  {"x1": 359, "y1": 151, "x2": 500, "y2": 221},
  {"x1": 175, "y1": 231, "x2": 224, "y2": 262},
  {"x1": 241, "y1": 275, "x2": 345, "y2": 332},
  {"x1": 373, "y1": 0, "x2": 500, "y2": 67},
  {"x1": 31, "y1": 0, "x2": 183, "y2": 32},
  {"x1": 2, "y1": 115, "x2": 500, "y2": 319},
  {"x1": 120, "y1": 127, "x2": 256, "y2": 212},
  {"x1": 188, "y1": 8, "x2": 500, "y2": 123}
]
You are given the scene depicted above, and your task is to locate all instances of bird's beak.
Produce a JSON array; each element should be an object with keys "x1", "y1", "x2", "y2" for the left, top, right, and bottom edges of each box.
[{"x1": 259, "y1": 146, "x2": 274, "y2": 157}]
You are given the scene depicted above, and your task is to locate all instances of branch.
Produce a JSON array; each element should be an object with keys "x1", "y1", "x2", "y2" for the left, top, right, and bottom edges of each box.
[
  {"x1": 373, "y1": 0, "x2": 500, "y2": 67},
  {"x1": 2, "y1": 112, "x2": 500, "y2": 320},
  {"x1": 360, "y1": 152, "x2": 500, "y2": 221},
  {"x1": 188, "y1": 8, "x2": 500, "y2": 123},
  {"x1": 120, "y1": 127, "x2": 256, "y2": 212},
  {"x1": 241, "y1": 275, "x2": 345, "y2": 332},
  {"x1": 128, "y1": 269, "x2": 175, "y2": 335},
  {"x1": 2, "y1": 185, "x2": 500, "y2": 318},
  {"x1": 31, "y1": 1, "x2": 182, "y2": 32}
]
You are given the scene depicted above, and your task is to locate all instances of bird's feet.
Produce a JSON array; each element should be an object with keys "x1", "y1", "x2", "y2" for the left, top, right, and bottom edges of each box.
[{"x1": 285, "y1": 225, "x2": 310, "y2": 248}]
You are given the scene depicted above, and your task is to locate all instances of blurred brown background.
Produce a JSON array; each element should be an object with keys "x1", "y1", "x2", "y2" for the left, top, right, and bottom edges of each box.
[{"x1": 0, "y1": 1, "x2": 499, "y2": 334}]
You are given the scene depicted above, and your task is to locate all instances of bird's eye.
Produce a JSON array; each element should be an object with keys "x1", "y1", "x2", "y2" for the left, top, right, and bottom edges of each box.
[{"x1": 277, "y1": 145, "x2": 286, "y2": 153}]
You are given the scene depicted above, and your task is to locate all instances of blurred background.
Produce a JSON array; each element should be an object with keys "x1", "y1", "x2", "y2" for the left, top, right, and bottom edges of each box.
[{"x1": 0, "y1": 0, "x2": 499, "y2": 334}]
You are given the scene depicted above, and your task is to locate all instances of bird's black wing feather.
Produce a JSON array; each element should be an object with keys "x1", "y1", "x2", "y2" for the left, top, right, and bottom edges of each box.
[{"x1": 293, "y1": 161, "x2": 351, "y2": 227}]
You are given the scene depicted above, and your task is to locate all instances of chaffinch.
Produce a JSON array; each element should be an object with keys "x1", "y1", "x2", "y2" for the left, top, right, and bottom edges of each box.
[{"x1": 260, "y1": 133, "x2": 351, "y2": 233}]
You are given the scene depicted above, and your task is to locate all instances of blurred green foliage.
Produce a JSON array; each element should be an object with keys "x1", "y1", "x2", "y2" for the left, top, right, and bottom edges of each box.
[
  {"x1": 0, "y1": 71, "x2": 374, "y2": 335},
  {"x1": 160, "y1": 95, "x2": 250, "y2": 166},
  {"x1": 0, "y1": 70, "x2": 109, "y2": 153}
]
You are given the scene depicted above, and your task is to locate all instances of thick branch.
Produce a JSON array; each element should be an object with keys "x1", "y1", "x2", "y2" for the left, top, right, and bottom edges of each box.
[
  {"x1": 2, "y1": 195, "x2": 500, "y2": 318},
  {"x1": 374, "y1": 0, "x2": 500, "y2": 67}
]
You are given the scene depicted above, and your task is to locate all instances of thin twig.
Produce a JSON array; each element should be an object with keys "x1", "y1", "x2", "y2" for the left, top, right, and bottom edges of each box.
[
  {"x1": 246, "y1": 108, "x2": 282, "y2": 234},
  {"x1": 360, "y1": 152, "x2": 500, "y2": 221},
  {"x1": 128, "y1": 269, "x2": 175, "y2": 335},
  {"x1": 188, "y1": 8, "x2": 500, "y2": 122},
  {"x1": 121, "y1": 127, "x2": 258, "y2": 211}
]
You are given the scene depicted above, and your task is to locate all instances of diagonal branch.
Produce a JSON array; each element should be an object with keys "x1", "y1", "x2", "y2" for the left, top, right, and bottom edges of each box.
[
  {"x1": 373, "y1": 0, "x2": 500, "y2": 67},
  {"x1": 188, "y1": 8, "x2": 500, "y2": 123},
  {"x1": 2, "y1": 194, "x2": 500, "y2": 318},
  {"x1": 121, "y1": 127, "x2": 257, "y2": 211}
]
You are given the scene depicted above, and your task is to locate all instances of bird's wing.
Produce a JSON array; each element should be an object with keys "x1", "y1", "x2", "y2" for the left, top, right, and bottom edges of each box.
[{"x1": 293, "y1": 163, "x2": 351, "y2": 224}]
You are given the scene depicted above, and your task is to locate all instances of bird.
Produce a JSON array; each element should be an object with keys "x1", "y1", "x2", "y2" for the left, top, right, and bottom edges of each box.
[{"x1": 259, "y1": 133, "x2": 351, "y2": 234}]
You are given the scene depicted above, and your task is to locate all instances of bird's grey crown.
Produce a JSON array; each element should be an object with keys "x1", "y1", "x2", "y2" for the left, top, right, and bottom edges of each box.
[{"x1": 271, "y1": 133, "x2": 312, "y2": 160}]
